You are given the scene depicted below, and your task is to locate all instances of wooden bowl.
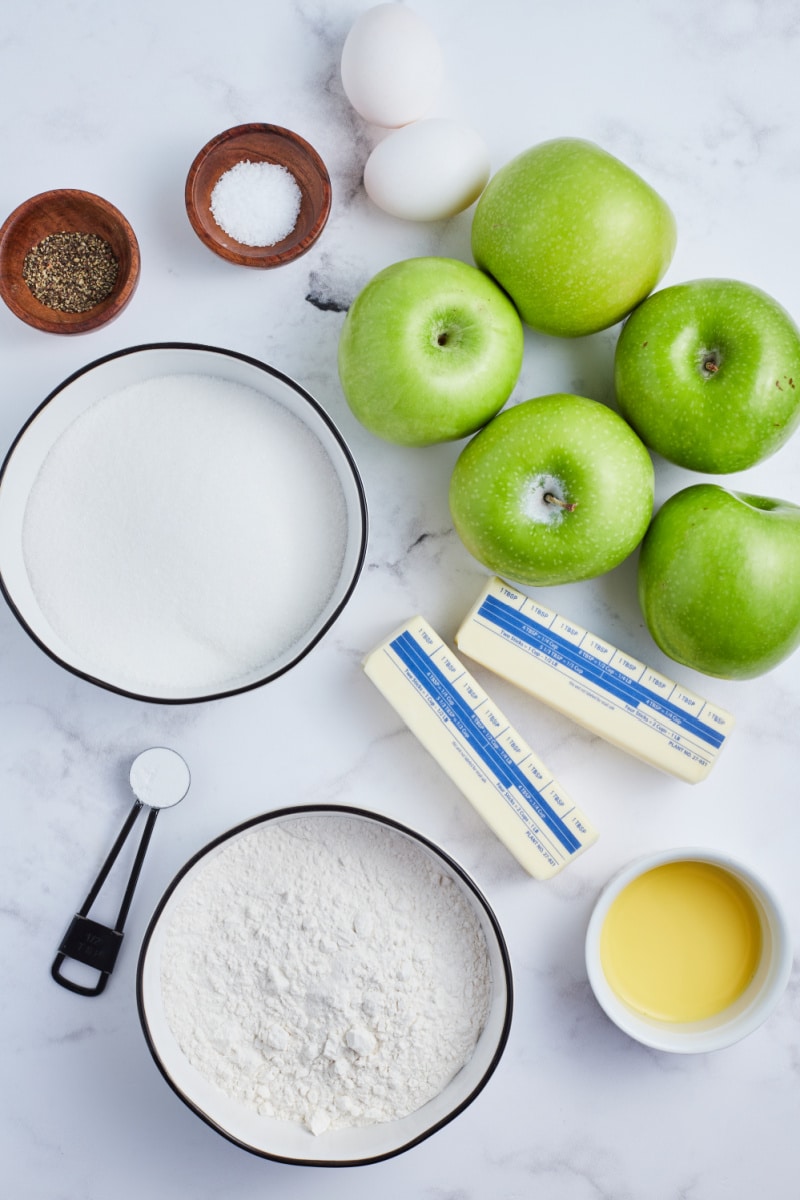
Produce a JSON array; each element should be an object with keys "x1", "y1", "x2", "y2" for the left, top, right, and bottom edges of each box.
[
  {"x1": 185, "y1": 124, "x2": 332, "y2": 268},
  {"x1": 0, "y1": 189, "x2": 140, "y2": 334}
]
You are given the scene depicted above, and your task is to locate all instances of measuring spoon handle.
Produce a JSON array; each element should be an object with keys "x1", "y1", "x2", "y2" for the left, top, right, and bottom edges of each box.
[{"x1": 51, "y1": 801, "x2": 159, "y2": 996}]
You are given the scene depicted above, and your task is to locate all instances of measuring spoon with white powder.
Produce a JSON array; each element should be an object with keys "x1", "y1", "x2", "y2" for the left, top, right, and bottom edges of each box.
[{"x1": 51, "y1": 747, "x2": 190, "y2": 997}]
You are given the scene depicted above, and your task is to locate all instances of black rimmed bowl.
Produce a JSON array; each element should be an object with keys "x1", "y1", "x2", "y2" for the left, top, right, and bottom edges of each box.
[
  {"x1": 0, "y1": 343, "x2": 367, "y2": 703},
  {"x1": 136, "y1": 805, "x2": 513, "y2": 1167}
]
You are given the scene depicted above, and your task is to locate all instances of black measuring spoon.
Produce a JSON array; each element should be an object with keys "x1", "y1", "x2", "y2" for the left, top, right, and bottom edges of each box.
[{"x1": 51, "y1": 747, "x2": 190, "y2": 996}]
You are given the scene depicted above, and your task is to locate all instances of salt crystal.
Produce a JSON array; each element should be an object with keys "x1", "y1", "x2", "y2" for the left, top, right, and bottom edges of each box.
[{"x1": 210, "y1": 159, "x2": 302, "y2": 247}]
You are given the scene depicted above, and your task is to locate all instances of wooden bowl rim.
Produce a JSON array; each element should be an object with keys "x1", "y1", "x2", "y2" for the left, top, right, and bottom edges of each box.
[
  {"x1": 0, "y1": 188, "x2": 140, "y2": 335},
  {"x1": 185, "y1": 122, "x2": 332, "y2": 268}
]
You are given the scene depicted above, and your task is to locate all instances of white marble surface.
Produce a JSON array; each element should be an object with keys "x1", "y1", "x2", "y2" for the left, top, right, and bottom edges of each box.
[{"x1": 1, "y1": 1, "x2": 799, "y2": 1196}]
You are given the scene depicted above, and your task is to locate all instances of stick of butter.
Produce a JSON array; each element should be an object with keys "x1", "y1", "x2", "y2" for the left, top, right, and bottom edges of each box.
[
  {"x1": 363, "y1": 616, "x2": 598, "y2": 880},
  {"x1": 455, "y1": 577, "x2": 734, "y2": 784}
]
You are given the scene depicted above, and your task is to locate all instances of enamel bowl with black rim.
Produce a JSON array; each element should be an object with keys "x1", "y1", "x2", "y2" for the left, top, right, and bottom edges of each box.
[
  {"x1": 0, "y1": 343, "x2": 367, "y2": 702},
  {"x1": 137, "y1": 805, "x2": 513, "y2": 1167}
]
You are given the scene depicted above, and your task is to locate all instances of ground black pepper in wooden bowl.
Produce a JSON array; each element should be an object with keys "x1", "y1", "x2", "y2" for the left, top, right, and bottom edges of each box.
[
  {"x1": 0, "y1": 189, "x2": 139, "y2": 334},
  {"x1": 22, "y1": 231, "x2": 119, "y2": 313}
]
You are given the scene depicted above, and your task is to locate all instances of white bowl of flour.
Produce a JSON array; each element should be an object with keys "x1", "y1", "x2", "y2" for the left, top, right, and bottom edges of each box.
[
  {"x1": 137, "y1": 806, "x2": 513, "y2": 1165},
  {"x1": 0, "y1": 343, "x2": 366, "y2": 701}
]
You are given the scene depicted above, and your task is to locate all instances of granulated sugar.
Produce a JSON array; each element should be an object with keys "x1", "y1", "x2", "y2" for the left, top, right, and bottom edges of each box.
[
  {"x1": 210, "y1": 160, "x2": 302, "y2": 246},
  {"x1": 21, "y1": 374, "x2": 348, "y2": 694},
  {"x1": 160, "y1": 813, "x2": 492, "y2": 1135}
]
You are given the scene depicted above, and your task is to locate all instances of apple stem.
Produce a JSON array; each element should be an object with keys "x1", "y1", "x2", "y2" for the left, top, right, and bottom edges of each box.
[
  {"x1": 543, "y1": 492, "x2": 578, "y2": 513},
  {"x1": 700, "y1": 348, "x2": 721, "y2": 376}
]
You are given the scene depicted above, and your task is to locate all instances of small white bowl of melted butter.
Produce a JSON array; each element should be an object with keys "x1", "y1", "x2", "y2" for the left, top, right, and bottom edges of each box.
[{"x1": 585, "y1": 848, "x2": 791, "y2": 1054}]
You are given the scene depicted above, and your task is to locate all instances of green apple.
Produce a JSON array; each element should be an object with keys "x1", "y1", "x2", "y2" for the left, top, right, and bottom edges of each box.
[
  {"x1": 449, "y1": 394, "x2": 654, "y2": 585},
  {"x1": 337, "y1": 257, "x2": 524, "y2": 446},
  {"x1": 471, "y1": 138, "x2": 676, "y2": 338},
  {"x1": 638, "y1": 484, "x2": 800, "y2": 679},
  {"x1": 614, "y1": 279, "x2": 800, "y2": 473}
]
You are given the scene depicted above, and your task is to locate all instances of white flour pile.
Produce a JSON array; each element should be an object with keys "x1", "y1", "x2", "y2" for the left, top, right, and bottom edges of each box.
[
  {"x1": 160, "y1": 814, "x2": 492, "y2": 1135},
  {"x1": 21, "y1": 373, "x2": 348, "y2": 694}
]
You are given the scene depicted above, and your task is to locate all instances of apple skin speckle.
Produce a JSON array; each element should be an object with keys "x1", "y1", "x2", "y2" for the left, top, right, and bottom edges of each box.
[
  {"x1": 338, "y1": 257, "x2": 524, "y2": 446},
  {"x1": 449, "y1": 393, "x2": 654, "y2": 586},
  {"x1": 615, "y1": 279, "x2": 800, "y2": 473},
  {"x1": 638, "y1": 484, "x2": 800, "y2": 678},
  {"x1": 472, "y1": 138, "x2": 676, "y2": 338}
]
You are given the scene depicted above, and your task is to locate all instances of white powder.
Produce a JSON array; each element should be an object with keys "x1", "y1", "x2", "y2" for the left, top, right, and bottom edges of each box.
[
  {"x1": 210, "y1": 160, "x2": 302, "y2": 247},
  {"x1": 159, "y1": 813, "x2": 492, "y2": 1135},
  {"x1": 21, "y1": 374, "x2": 348, "y2": 695}
]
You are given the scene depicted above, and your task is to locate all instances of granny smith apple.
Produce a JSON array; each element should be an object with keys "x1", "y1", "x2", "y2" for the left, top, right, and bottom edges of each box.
[
  {"x1": 471, "y1": 138, "x2": 676, "y2": 338},
  {"x1": 338, "y1": 257, "x2": 524, "y2": 446},
  {"x1": 615, "y1": 279, "x2": 800, "y2": 473},
  {"x1": 449, "y1": 394, "x2": 654, "y2": 585},
  {"x1": 638, "y1": 484, "x2": 800, "y2": 679}
]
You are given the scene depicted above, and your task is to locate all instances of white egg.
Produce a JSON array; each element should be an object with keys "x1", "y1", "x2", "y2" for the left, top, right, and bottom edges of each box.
[
  {"x1": 363, "y1": 119, "x2": 491, "y2": 222},
  {"x1": 341, "y1": 4, "x2": 444, "y2": 128}
]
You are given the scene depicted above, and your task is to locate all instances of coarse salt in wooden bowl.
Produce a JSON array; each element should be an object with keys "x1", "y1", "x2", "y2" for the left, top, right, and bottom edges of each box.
[
  {"x1": 0, "y1": 189, "x2": 140, "y2": 335},
  {"x1": 185, "y1": 123, "x2": 332, "y2": 268}
]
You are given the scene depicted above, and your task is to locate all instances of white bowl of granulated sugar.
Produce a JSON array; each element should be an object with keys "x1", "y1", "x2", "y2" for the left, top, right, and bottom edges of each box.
[
  {"x1": 137, "y1": 806, "x2": 513, "y2": 1166},
  {"x1": 0, "y1": 343, "x2": 367, "y2": 702}
]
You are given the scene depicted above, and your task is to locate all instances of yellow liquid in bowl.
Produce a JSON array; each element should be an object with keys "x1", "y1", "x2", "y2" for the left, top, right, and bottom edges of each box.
[{"x1": 600, "y1": 861, "x2": 763, "y2": 1023}]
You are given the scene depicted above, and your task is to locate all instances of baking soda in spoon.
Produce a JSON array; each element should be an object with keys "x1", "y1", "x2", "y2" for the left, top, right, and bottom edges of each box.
[{"x1": 22, "y1": 374, "x2": 348, "y2": 695}]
